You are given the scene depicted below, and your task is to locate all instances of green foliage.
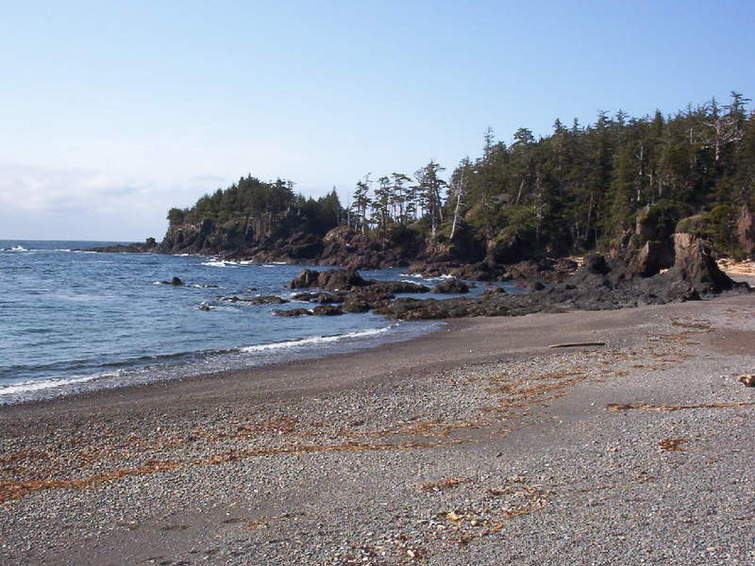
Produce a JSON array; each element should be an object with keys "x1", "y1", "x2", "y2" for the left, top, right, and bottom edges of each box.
[
  {"x1": 453, "y1": 92, "x2": 753, "y2": 255},
  {"x1": 167, "y1": 175, "x2": 342, "y2": 238},
  {"x1": 676, "y1": 204, "x2": 742, "y2": 256},
  {"x1": 169, "y1": 93, "x2": 753, "y2": 260}
]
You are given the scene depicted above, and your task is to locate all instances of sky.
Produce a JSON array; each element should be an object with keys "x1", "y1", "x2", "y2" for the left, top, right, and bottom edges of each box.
[{"x1": 1, "y1": 0, "x2": 754, "y2": 241}]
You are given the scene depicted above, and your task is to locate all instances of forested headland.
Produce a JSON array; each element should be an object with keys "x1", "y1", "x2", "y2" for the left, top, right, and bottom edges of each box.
[{"x1": 153, "y1": 93, "x2": 754, "y2": 275}]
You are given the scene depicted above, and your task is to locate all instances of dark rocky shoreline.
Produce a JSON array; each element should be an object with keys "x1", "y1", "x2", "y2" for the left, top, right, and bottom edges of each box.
[{"x1": 277, "y1": 233, "x2": 750, "y2": 321}]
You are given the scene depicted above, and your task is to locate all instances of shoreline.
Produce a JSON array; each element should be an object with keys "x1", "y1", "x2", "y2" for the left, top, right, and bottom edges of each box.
[
  {"x1": 6, "y1": 268, "x2": 751, "y2": 411},
  {"x1": 0, "y1": 319, "x2": 442, "y2": 407},
  {"x1": 1, "y1": 291, "x2": 753, "y2": 564},
  {"x1": 0, "y1": 286, "x2": 726, "y2": 418}
]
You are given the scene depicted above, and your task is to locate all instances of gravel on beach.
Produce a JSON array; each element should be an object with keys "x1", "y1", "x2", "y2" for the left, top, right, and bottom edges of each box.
[{"x1": 1, "y1": 292, "x2": 753, "y2": 565}]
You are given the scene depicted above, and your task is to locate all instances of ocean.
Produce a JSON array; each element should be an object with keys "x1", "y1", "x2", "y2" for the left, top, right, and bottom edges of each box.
[{"x1": 0, "y1": 240, "x2": 518, "y2": 404}]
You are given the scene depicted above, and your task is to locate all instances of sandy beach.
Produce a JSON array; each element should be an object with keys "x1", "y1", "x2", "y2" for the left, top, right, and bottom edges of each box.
[{"x1": 1, "y1": 287, "x2": 753, "y2": 565}]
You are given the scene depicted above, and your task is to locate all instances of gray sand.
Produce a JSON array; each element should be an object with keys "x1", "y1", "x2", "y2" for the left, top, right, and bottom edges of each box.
[{"x1": 1, "y1": 292, "x2": 753, "y2": 565}]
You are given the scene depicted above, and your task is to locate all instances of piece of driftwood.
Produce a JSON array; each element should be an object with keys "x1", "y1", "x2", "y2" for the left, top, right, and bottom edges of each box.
[{"x1": 548, "y1": 341, "x2": 607, "y2": 349}]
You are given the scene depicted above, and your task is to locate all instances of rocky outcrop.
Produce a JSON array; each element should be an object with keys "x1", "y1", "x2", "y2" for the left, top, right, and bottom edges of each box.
[
  {"x1": 375, "y1": 236, "x2": 749, "y2": 320},
  {"x1": 431, "y1": 279, "x2": 470, "y2": 294},
  {"x1": 288, "y1": 269, "x2": 429, "y2": 294},
  {"x1": 289, "y1": 269, "x2": 368, "y2": 291},
  {"x1": 272, "y1": 308, "x2": 313, "y2": 317},
  {"x1": 87, "y1": 238, "x2": 158, "y2": 254},
  {"x1": 628, "y1": 240, "x2": 673, "y2": 277},
  {"x1": 318, "y1": 226, "x2": 424, "y2": 269},
  {"x1": 501, "y1": 258, "x2": 579, "y2": 282},
  {"x1": 366, "y1": 281, "x2": 429, "y2": 294},
  {"x1": 736, "y1": 206, "x2": 755, "y2": 256},
  {"x1": 312, "y1": 305, "x2": 344, "y2": 316},
  {"x1": 665, "y1": 233, "x2": 736, "y2": 295}
]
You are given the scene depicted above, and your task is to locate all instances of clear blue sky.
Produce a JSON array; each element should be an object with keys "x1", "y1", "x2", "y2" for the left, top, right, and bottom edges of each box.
[{"x1": 1, "y1": 0, "x2": 753, "y2": 240}]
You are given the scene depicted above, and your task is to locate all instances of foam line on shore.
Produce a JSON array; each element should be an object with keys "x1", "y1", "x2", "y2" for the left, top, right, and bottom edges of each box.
[{"x1": 240, "y1": 325, "x2": 395, "y2": 353}]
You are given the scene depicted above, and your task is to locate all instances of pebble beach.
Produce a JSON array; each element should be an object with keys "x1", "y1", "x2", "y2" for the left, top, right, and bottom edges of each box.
[{"x1": 1, "y1": 287, "x2": 753, "y2": 565}]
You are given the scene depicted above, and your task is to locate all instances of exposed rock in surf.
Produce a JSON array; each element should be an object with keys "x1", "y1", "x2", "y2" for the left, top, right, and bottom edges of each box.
[
  {"x1": 158, "y1": 276, "x2": 185, "y2": 286},
  {"x1": 289, "y1": 269, "x2": 367, "y2": 291},
  {"x1": 86, "y1": 238, "x2": 158, "y2": 254},
  {"x1": 364, "y1": 280, "x2": 429, "y2": 294},
  {"x1": 288, "y1": 268, "x2": 428, "y2": 294},
  {"x1": 431, "y1": 278, "x2": 469, "y2": 294},
  {"x1": 341, "y1": 299, "x2": 371, "y2": 313},
  {"x1": 312, "y1": 305, "x2": 344, "y2": 316},
  {"x1": 292, "y1": 292, "x2": 348, "y2": 304},
  {"x1": 272, "y1": 308, "x2": 313, "y2": 317}
]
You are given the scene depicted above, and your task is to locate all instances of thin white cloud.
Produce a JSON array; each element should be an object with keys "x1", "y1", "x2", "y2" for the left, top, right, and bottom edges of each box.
[{"x1": 0, "y1": 163, "x2": 227, "y2": 240}]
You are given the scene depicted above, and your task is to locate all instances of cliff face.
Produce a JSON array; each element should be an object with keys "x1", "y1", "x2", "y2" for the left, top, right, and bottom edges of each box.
[
  {"x1": 155, "y1": 217, "x2": 550, "y2": 278},
  {"x1": 157, "y1": 212, "x2": 324, "y2": 260}
]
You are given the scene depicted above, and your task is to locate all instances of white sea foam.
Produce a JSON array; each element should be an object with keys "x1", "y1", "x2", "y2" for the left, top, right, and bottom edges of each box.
[
  {"x1": 239, "y1": 326, "x2": 394, "y2": 353},
  {"x1": 199, "y1": 260, "x2": 238, "y2": 268},
  {"x1": 0, "y1": 373, "x2": 104, "y2": 397}
]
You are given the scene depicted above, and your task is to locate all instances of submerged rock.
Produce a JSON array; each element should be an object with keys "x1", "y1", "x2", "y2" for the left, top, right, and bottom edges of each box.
[{"x1": 220, "y1": 295, "x2": 289, "y2": 305}]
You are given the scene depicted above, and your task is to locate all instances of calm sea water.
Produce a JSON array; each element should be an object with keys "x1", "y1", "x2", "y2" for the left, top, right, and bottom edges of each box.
[{"x1": 0, "y1": 240, "x2": 516, "y2": 404}]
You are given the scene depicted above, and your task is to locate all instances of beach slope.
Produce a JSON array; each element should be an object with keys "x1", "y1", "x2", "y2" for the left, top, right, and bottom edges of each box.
[{"x1": 1, "y1": 292, "x2": 753, "y2": 565}]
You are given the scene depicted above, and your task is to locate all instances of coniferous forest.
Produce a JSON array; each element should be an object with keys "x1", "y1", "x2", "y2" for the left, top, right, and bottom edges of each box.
[{"x1": 160, "y1": 93, "x2": 755, "y2": 263}]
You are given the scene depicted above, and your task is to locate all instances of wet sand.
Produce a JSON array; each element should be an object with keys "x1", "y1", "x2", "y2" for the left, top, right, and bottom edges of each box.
[{"x1": 1, "y1": 291, "x2": 753, "y2": 565}]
